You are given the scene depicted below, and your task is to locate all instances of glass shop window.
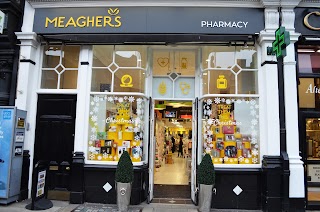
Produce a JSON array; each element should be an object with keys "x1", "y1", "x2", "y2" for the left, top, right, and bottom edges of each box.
[
  {"x1": 91, "y1": 45, "x2": 147, "y2": 93},
  {"x1": 202, "y1": 43, "x2": 258, "y2": 95},
  {"x1": 87, "y1": 94, "x2": 147, "y2": 163},
  {"x1": 298, "y1": 78, "x2": 320, "y2": 109},
  {"x1": 89, "y1": 45, "x2": 148, "y2": 164},
  {"x1": 41, "y1": 45, "x2": 80, "y2": 89},
  {"x1": 298, "y1": 47, "x2": 320, "y2": 74},
  {"x1": 201, "y1": 97, "x2": 260, "y2": 165},
  {"x1": 200, "y1": 42, "x2": 259, "y2": 165}
]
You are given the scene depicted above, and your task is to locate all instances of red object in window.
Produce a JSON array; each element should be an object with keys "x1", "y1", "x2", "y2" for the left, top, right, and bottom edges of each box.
[{"x1": 180, "y1": 115, "x2": 192, "y2": 119}]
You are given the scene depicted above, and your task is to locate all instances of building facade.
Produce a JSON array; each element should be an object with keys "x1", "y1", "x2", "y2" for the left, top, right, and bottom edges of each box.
[
  {"x1": 0, "y1": 0, "x2": 25, "y2": 106},
  {"x1": 14, "y1": 0, "x2": 312, "y2": 211}
]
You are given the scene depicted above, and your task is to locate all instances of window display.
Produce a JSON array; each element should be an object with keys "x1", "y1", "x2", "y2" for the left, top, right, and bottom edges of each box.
[
  {"x1": 201, "y1": 97, "x2": 260, "y2": 164},
  {"x1": 87, "y1": 94, "x2": 147, "y2": 163}
]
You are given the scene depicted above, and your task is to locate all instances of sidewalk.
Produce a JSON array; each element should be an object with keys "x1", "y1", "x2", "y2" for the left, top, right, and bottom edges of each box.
[{"x1": 0, "y1": 199, "x2": 264, "y2": 212}]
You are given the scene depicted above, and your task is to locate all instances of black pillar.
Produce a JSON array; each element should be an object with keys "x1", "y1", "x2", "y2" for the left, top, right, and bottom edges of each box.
[
  {"x1": 70, "y1": 152, "x2": 85, "y2": 204},
  {"x1": 261, "y1": 156, "x2": 283, "y2": 211},
  {"x1": 19, "y1": 150, "x2": 30, "y2": 201}
]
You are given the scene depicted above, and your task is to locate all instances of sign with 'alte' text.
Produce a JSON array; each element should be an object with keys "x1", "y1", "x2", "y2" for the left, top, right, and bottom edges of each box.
[{"x1": 33, "y1": 7, "x2": 264, "y2": 34}]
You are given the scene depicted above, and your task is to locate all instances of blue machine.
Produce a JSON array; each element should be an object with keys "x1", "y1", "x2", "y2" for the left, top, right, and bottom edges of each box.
[{"x1": 0, "y1": 107, "x2": 27, "y2": 204}]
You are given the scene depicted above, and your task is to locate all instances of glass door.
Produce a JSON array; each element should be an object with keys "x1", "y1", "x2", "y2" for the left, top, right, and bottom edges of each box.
[{"x1": 305, "y1": 117, "x2": 320, "y2": 209}]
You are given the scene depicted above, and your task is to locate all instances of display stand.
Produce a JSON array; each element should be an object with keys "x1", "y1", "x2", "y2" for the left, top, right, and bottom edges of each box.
[{"x1": 26, "y1": 161, "x2": 53, "y2": 210}]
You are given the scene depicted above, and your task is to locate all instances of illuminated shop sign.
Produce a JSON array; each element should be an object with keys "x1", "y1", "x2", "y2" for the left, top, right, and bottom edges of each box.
[
  {"x1": 34, "y1": 7, "x2": 264, "y2": 34},
  {"x1": 295, "y1": 8, "x2": 320, "y2": 35},
  {"x1": 304, "y1": 11, "x2": 320, "y2": 31}
]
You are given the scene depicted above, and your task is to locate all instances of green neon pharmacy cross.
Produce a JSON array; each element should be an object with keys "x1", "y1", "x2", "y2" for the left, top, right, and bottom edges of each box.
[{"x1": 272, "y1": 26, "x2": 290, "y2": 58}]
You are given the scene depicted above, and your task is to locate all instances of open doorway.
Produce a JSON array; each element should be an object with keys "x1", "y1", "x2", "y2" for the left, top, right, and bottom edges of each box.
[{"x1": 152, "y1": 100, "x2": 193, "y2": 203}]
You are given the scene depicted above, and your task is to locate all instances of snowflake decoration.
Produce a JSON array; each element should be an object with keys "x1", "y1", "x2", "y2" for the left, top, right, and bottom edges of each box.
[
  {"x1": 251, "y1": 119, "x2": 258, "y2": 125},
  {"x1": 250, "y1": 99, "x2": 256, "y2": 105},
  {"x1": 214, "y1": 97, "x2": 221, "y2": 104},
  {"x1": 114, "y1": 96, "x2": 118, "y2": 100},
  {"x1": 250, "y1": 110, "x2": 256, "y2": 116},
  {"x1": 90, "y1": 111, "x2": 93, "y2": 115},
  {"x1": 252, "y1": 149, "x2": 259, "y2": 156},
  {"x1": 134, "y1": 135, "x2": 140, "y2": 141},
  {"x1": 207, "y1": 110, "x2": 212, "y2": 116},
  {"x1": 238, "y1": 156, "x2": 244, "y2": 162},
  {"x1": 206, "y1": 99, "x2": 213, "y2": 105},
  {"x1": 89, "y1": 146, "x2": 96, "y2": 153},
  {"x1": 251, "y1": 138, "x2": 258, "y2": 144},
  {"x1": 207, "y1": 130, "x2": 213, "y2": 136},
  {"x1": 107, "y1": 96, "x2": 114, "y2": 102},
  {"x1": 224, "y1": 156, "x2": 229, "y2": 162},
  {"x1": 245, "y1": 159, "x2": 249, "y2": 163},
  {"x1": 231, "y1": 99, "x2": 235, "y2": 102},
  {"x1": 93, "y1": 96, "x2": 100, "y2": 102},
  {"x1": 91, "y1": 115, "x2": 98, "y2": 122},
  {"x1": 97, "y1": 156, "x2": 102, "y2": 160},
  {"x1": 134, "y1": 127, "x2": 140, "y2": 133},
  {"x1": 89, "y1": 140, "x2": 93, "y2": 145},
  {"x1": 135, "y1": 117, "x2": 141, "y2": 123},
  {"x1": 207, "y1": 119, "x2": 214, "y2": 125},
  {"x1": 236, "y1": 99, "x2": 242, "y2": 104},
  {"x1": 89, "y1": 154, "x2": 95, "y2": 160},
  {"x1": 219, "y1": 158, "x2": 223, "y2": 162},
  {"x1": 252, "y1": 157, "x2": 258, "y2": 164},
  {"x1": 255, "y1": 105, "x2": 259, "y2": 109},
  {"x1": 136, "y1": 109, "x2": 142, "y2": 115},
  {"x1": 203, "y1": 142, "x2": 207, "y2": 148},
  {"x1": 100, "y1": 97, "x2": 104, "y2": 102},
  {"x1": 205, "y1": 148, "x2": 211, "y2": 153},
  {"x1": 128, "y1": 96, "x2": 135, "y2": 103},
  {"x1": 96, "y1": 103, "x2": 100, "y2": 107},
  {"x1": 124, "y1": 96, "x2": 128, "y2": 100},
  {"x1": 91, "y1": 127, "x2": 97, "y2": 133},
  {"x1": 226, "y1": 99, "x2": 231, "y2": 104},
  {"x1": 209, "y1": 143, "x2": 214, "y2": 148},
  {"x1": 91, "y1": 101, "x2": 95, "y2": 106},
  {"x1": 118, "y1": 97, "x2": 124, "y2": 103},
  {"x1": 137, "y1": 98, "x2": 143, "y2": 104},
  {"x1": 90, "y1": 135, "x2": 96, "y2": 140},
  {"x1": 103, "y1": 154, "x2": 108, "y2": 159},
  {"x1": 93, "y1": 107, "x2": 99, "y2": 113},
  {"x1": 221, "y1": 98, "x2": 226, "y2": 103},
  {"x1": 94, "y1": 122, "x2": 98, "y2": 126}
]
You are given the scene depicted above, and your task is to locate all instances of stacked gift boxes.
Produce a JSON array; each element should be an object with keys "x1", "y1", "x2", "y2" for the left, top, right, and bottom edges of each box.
[
  {"x1": 206, "y1": 110, "x2": 253, "y2": 164},
  {"x1": 92, "y1": 102, "x2": 142, "y2": 162}
]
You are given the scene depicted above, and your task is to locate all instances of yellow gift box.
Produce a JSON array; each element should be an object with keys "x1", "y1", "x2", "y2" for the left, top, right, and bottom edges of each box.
[
  {"x1": 243, "y1": 141, "x2": 251, "y2": 149},
  {"x1": 107, "y1": 131, "x2": 118, "y2": 140}
]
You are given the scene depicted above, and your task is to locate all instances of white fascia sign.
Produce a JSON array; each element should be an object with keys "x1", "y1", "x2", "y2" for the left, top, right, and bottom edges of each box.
[{"x1": 0, "y1": 11, "x2": 4, "y2": 34}]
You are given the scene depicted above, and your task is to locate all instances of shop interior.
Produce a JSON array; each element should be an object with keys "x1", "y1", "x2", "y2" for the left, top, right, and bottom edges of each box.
[
  {"x1": 306, "y1": 118, "x2": 320, "y2": 204},
  {"x1": 153, "y1": 100, "x2": 193, "y2": 199}
]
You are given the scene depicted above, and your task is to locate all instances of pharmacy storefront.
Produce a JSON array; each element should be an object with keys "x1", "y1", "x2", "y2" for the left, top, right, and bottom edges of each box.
[
  {"x1": 295, "y1": 7, "x2": 320, "y2": 210},
  {"x1": 15, "y1": 1, "x2": 301, "y2": 210}
]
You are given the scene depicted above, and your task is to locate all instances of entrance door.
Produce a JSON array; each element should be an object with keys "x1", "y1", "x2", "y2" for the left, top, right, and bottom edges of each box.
[
  {"x1": 302, "y1": 112, "x2": 320, "y2": 209},
  {"x1": 34, "y1": 94, "x2": 77, "y2": 201},
  {"x1": 151, "y1": 100, "x2": 194, "y2": 203}
]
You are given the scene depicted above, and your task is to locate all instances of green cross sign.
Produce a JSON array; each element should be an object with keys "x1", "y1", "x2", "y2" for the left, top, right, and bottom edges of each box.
[{"x1": 272, "y1": 26, "x2": 290, "y2": 59}]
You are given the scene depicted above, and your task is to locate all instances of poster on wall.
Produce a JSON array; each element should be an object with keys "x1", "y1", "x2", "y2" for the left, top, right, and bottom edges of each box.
[
  {"x1": 308, "y1": 164, "x2": 320, "y2": 183},
  {"x1": 36, "y1": 170, "x2": 46, "y2": 197}
]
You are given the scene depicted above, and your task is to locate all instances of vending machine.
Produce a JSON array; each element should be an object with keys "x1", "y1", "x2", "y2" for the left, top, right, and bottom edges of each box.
[{"x1": 0, "y1": 106, "x2": 27, "y2": 204}]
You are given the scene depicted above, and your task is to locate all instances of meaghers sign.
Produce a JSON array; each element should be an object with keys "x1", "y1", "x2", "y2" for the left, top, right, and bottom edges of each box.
[
  {"x1": 304, "y1": 11, "x2": 320, "y2": 31},
  {"x1": 45, "y1": 8, "x2": 121, "y2": 28}
]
